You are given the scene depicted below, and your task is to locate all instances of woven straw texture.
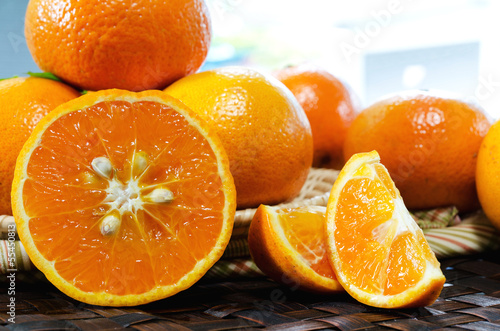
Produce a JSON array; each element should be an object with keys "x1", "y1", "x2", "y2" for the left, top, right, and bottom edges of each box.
[
  {"x1": 234, "y1": 168, "x2": 337, "y2": 228},
  {"x1": 2, "y1": 252, "x2": 500, "y2": 330}
]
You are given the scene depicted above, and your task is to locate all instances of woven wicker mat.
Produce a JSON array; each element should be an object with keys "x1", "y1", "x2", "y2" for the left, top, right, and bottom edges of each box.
[{"x1": 2, "y1": 251, "x2": 500, "y2": 330}]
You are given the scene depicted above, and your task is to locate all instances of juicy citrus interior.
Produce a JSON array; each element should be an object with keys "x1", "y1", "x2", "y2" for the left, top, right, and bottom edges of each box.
[
  {"x1": 12, "y1": 90, "x2": 235, "y2": 306},
  {"x1": 277, "y1": 206, "x2": 335, "y2": 279},
  {"x1": 248, "y1": 205, "x2": 342, "y2": 294},
  {"x1": 327, "y1": 151, "x2": 445, "y2": 308}
]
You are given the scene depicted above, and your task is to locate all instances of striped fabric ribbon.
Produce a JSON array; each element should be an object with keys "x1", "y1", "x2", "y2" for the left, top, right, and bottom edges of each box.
[
  {"x1": 0, "y1": 238, "x2": 33, "y2": 273},
  {"x1": 423, "y1": 211, "x2": 500, "y2": 258},
  {"x1": 1, "y1": 208, "x2": 499, "y2": 279}
]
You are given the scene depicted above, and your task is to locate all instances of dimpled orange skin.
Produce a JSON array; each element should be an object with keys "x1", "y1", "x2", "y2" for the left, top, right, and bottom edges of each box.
[
  {"x1": 0, "y1": 77, "x2": 80, "y2": 215},
  {"x1": 344, "y1": 91, "x2": 491, "y2": 212},
  {"x1": 25, "y1": 0, "x2": 211, "y2": 91},
  {"x1": 165, "y1": 67, "x2": 313, "y2": 209},
  {"x1": 274, "y1": 65, "x2": 359, "y2": 170},
  {"x1": 476, "y1": 121, "x2": 500, "y2": 231}
]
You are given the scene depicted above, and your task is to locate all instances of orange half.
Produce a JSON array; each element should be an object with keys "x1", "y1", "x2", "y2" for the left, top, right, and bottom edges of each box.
[
  {"x1": 11, "y1": 89, "x2": 236, "y2": 306},
  {"x1": 325, "y1": 151, "x2": 445, "y2": 308},
  {"x1": 248, "y1": 205, "x2": 343, "y2": 293}
]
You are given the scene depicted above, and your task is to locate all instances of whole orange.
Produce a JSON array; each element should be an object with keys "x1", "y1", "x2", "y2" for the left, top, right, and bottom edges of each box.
[
  {"x1": 25, "y1": 0, "x2": 211, "y2": 91},
  {"x1": 274, "y1": 65, "x2": 359, "y2": 169},
  {"x1": 344, "y1": 91, "x2": 491, "y2": 212},
  {"x1": 476, "y1": 121, "x2": 500, "y2": 231},
  {"x1": 165, "y1": 66, "x2": 313, "y2": 209},
  {"x1": 0, "y1": 77, "x2": 80, "y2": 215}
]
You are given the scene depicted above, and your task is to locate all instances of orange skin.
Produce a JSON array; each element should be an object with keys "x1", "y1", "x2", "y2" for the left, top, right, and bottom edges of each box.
[
  {"x1": 25, "y1": 0, "x2": 211, "y2": 91},
  {"x1": 0, "y1": 77, "x2": 80, "y2": 215},
  {"x1": 344, "y1": 91, "x2": 491, "y2": 212},
  {"x1": 477, "y1": 120, "x2": 500, "y2": 231},
  {"x1": 275, "y1": 65, "x2": 359, "y2": 169},
  {"x1": 165, "y1": 67, "x2": 313, "y2": 209}
]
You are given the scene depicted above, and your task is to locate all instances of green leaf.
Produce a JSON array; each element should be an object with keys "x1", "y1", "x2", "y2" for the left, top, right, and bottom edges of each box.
[
  {"x1": 27, "y1": 71, "x2": 61, "y2": 81},
  {"x1": 0, "y1": 75, "x2": 19, "y2": 81}
]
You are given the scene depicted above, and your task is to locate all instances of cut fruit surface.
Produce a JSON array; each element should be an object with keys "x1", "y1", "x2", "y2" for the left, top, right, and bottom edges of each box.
[
  {"x1": 11, "y1": 89, "x2": 236, "y2": 306},
  {"x1": 325, "y1": 151, "x2": 445, "y2": 308},
  {"x1": 248, "y1": 205, "x2": 343, "y2": 293}
]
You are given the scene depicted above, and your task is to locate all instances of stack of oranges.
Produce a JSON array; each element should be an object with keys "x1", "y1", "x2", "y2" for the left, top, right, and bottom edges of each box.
[
  {"x1": 4, "y1": 0, "x2": 500, "y2": 309},
  {"x1": 7, "y1": 0, "x2": 316, "y2": 307}
]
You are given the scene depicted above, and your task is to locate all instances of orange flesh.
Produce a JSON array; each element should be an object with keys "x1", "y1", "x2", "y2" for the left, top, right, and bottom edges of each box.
[
  {"x1": 23, "y1": 101, "x2": 226, "y2": 295},
  {"x1": 279, "y1": 208, "x2": 336, "y2": 279},
  {"x1": 334, "y1": 164, "x2": 426, "y2": 295}
]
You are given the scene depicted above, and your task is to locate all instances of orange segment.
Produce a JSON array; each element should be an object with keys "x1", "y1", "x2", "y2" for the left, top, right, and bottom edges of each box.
[
  {"x1": 248, "y1": 205, "x2": 343, "y2": 293},
  {"x1": 326, "y1": 151, "x2": 445, "y2": 308},
  {"x1": 12, "y1": 89, "x2": 236, "y2": 306}
]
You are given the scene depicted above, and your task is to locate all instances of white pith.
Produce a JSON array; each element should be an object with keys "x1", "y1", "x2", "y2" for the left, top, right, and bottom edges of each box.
[
  {"x1": 104, "y1": 177, "x2": 144, "y2": 213},
  {"x1": 92, "y1": 154, "x2": 174, "y2": 236}
]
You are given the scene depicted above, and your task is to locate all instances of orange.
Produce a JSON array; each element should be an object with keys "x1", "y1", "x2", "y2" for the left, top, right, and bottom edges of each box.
[
  {"x1": 344, "y1": 91, "x2": 491, "y2": 212},
  {"x1": 326, "y1": 151, "x2": 445, "y2": 308},
  {"x1": 476, "y1": 120, "x2": 500, "y2": 231},
  {"x1": 165, "y1": 66, "x2": 313, "y2": 209},
  {"x1": 0, "y1": 76, "x2": 80, "y2": 215},
  {"x1": 248, "y1": 205, "x2": 343, "y2": 293},
  {"x1": 11, "y1": 89, "x2": 236, "y2": 306},
  {"x1": 274, "y1": 65, "x2": 359, "y2": 169},
  {"x1": 25, "y1": 0, "x2": 211, "y2": 91}
]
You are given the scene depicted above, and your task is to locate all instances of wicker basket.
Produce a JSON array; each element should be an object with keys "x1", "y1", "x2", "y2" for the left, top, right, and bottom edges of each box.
[{"x1": 234, "y1": 168, "x2": 338, "y2": 228}]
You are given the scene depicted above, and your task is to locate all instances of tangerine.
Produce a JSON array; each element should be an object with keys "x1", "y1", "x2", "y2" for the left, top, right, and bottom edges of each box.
[
  {"x1": 275, "y1": 65, "x2": 359, "y2": 169},
  {"x1": 25, "y1": 0, "x2": 211, "y2": 91},
  {"x1": 476, "y1": 120, "x2": 500, "y2": 231},
  {"x1": 344, "y1": 91, "x2": 491, "y2": 212},
  {"x1": 165, "y1": 66, "x2": 313, "y2": 209}
]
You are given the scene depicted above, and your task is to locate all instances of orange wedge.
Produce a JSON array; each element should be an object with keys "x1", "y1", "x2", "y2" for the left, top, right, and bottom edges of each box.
[
  {"x1": 11, "y1": 89, "x2": 236, "y2": 306},
  {"x1": 325, "y1": 151, "x2": 445, "y2": 308},
  {"x1": 248, "y1": 205, "x2": 344, "y2": 293}
]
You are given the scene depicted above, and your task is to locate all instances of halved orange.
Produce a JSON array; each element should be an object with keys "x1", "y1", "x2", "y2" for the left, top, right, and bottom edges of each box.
[
  {"x1": 248, "y1": 205, "x2": 343, "y2": 293},
  {"x1": 325, "y1": 151, "x2": 445, "y2": 308},
  {"x1": 11, "y1": 89, "x2": 236, "y2": 306}
]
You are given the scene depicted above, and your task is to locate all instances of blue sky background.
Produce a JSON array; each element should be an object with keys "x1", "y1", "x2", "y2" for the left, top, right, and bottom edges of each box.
[{"x1": 0, "y1": 0, "x2": 38, "y2": 78}]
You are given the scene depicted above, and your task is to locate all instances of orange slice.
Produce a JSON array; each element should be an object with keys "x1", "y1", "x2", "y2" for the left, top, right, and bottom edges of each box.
[
  {"x1": 11, "y1": 89, "x2": 236, "y2": 306},
  {"x1": 325, "y1": 151, "x2": 445, "y2": 308},
  {"x1": 248, "y1": 205, "x2": 343, "y2": 293}
]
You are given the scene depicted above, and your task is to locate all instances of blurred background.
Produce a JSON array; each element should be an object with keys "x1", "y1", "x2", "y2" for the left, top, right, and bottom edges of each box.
[{"x1": 1, "y1": 0, "x2": 499, "y2": 119}]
